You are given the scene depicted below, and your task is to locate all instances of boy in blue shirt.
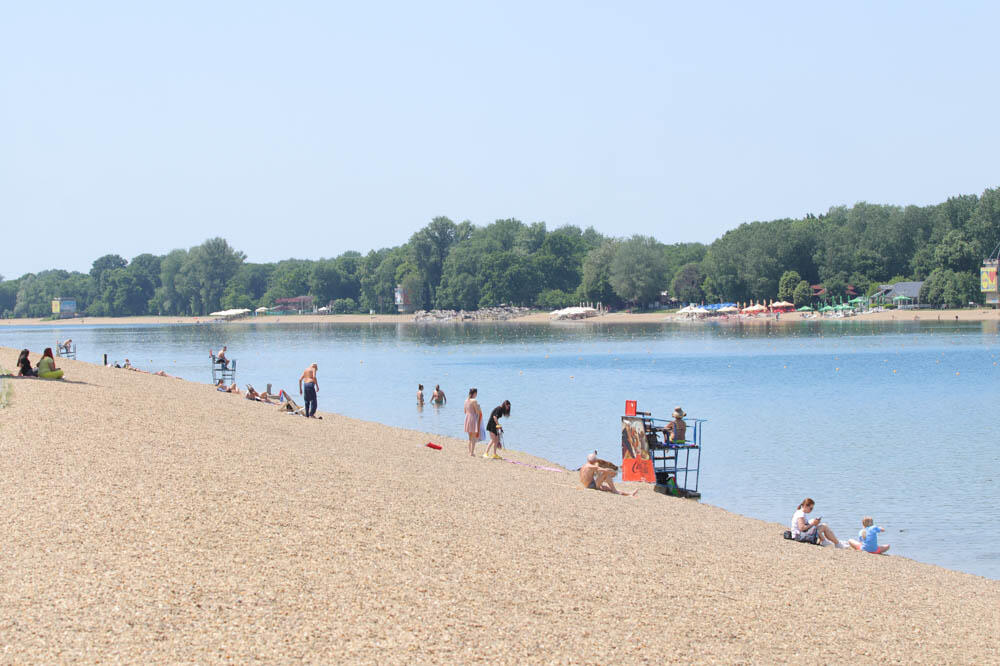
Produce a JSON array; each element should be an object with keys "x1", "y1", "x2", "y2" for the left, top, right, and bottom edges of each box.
[{"x1": 848, "y1": 516, "x2": 890, "y2": 554}]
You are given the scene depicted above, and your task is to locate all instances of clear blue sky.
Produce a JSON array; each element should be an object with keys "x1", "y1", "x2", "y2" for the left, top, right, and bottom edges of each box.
[{"x1": 2, "y1": 1, "x2": 998, "y2": 278}]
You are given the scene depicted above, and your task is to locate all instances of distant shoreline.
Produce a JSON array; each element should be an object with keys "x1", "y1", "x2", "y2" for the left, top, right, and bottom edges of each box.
[{"x1": 1, "y1": 307, "x2": 998, "y2": 327}]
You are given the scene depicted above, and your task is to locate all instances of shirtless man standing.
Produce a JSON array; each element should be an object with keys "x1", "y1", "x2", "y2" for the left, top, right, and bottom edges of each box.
[
  {"x1": 579, "y1": 452, "x2": 638, "y2": 496},
  {"x1": 298, "y1": 363, "x2": 320, "y2": 418}
]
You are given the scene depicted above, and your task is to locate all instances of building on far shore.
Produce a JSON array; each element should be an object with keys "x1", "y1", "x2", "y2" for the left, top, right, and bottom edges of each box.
[
  {"x1": 394, "y1": 286, "x2": 414, "y2": 314},
  {"x1": 872, "y1": 281, "x2": 924, "y2": 308}
]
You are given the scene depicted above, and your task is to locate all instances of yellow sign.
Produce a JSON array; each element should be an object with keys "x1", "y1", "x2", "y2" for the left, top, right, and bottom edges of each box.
[
  {"x1": 981, "y1": 266, "x2": 998, "y2": 292},
  {"x1": 51, "y1": 300, "x2": 61, "y2": 314}
]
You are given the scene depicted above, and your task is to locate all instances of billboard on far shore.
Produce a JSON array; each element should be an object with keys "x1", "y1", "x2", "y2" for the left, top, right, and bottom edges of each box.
[
  {"x1": 51, "y1": 299, "x2": 77, "y2": 316},
  {"x1": 981, "y1": 266, "x2": 997, "y2": 293}
]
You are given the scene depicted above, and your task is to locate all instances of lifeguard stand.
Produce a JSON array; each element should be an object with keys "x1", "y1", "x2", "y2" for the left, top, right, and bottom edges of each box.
[
  {"x1": 55, "y1": 341, "x2": 77, "y2": 359},
  {"x1": 210, "y1": 354, "x2": 237, "y2": 384},
  {"x1": 621, "y1": 400, "x2": 704, "y2": 499}
]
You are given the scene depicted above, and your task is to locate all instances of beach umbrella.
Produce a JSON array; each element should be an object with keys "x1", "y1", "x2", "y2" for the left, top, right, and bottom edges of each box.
[
  {"x1": 892, "y1": 294, "x2": 912, "y2": 302},
  {"x1": 797, "y1": 305, "x2": 813, "y2": 311},
  {"x1": 818, "y1": 305, "x2": 834, "y2": 312},
  {"x1": 848, "y1": 297, "x2": 865, "y2": 304}
]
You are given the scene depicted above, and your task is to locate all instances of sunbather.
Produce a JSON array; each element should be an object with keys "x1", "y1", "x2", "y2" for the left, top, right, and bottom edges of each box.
[
  {"x1": 579, "y1": 452, "x2": 637, "y2": 496},
  {"x1": 246, "y1": 385, "x2": 276, "y2": 403},
  {"x1": 216, "y1": 380, "x2": 240, "y2": 395}
]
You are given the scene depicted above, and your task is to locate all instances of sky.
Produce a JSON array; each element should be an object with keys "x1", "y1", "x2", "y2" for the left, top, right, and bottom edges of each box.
[{"x1": 2, "y1": 1, "x2": 999, "y2": 278}]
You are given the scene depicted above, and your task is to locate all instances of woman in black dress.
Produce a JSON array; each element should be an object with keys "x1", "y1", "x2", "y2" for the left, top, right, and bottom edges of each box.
[{"x1": 483, "y1": 400, "x2": 511, "y2": 460}]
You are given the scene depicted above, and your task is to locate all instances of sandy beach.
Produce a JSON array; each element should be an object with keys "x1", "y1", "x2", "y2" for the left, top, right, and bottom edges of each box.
[{"x1": 0, "y1": 348, "x2": 997, "y2": 662}]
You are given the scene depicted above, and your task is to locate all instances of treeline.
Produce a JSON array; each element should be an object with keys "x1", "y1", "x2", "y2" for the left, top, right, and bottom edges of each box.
[{"x1": 1, "y1": 187, "x2": 998, "y2": 318}]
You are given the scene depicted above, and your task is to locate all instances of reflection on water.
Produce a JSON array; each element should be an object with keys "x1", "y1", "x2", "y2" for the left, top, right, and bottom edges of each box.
[{"x1": 2, "y1": 319, "x2": 998, "y2": 579}]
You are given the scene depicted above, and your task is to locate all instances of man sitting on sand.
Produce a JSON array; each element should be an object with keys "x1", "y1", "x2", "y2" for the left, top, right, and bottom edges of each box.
[{"x1": 579, "y1": 452, "x2": 638, "y2": 496}]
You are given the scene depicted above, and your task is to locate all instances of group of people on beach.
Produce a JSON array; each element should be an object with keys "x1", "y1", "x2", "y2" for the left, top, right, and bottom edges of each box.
[
  {"x1": 211, "y1": 352, "x2": 322, "y2": 419},
  {"x1": 14, "y1": 347, "x2": 63, "y2": 379},
  {"x1": 790, "y1": 498, "x2": 891, "y2": 554},
  {"x1": 462, "y1": 388, "x2": 511, "y2": 460}
]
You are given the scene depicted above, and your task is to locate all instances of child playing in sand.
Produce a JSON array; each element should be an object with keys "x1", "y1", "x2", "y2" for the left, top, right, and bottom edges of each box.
[{"x1": 848, "y1": 516, "x2": 889, "y2": 554}]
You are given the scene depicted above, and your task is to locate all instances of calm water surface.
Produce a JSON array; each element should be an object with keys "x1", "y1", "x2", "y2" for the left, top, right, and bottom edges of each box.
[{"x1": 3, "y1": 319, "x2": 998, "y2": 579}]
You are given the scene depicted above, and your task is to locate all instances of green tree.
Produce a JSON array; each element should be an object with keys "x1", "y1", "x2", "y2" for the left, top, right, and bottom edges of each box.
[
  {"x1": 534, "y1": 225, "x2": 588, "y2": 293},
  {"x1": 331, "y1": 297, "x2": 357, "y2": 313},
  {"x1": 792, "y1": 280, "x2": 812, "y2": 307},
  {"x1": 409, "y1": 217, "x2": 458, "y2": 306},
  {"x1": 127, "y1": 253, "x2": 162, "y2": 311},
  {"x1": 920, "y1": 268, "x2": 977, "y2": 307},
  {"x1": 580, "y1": 239, "x2": 620, "y2": 306},
  {"x1": 309, "y1": 261, "x2": 345, "y2": 307},
  {"x1": 151, "y1": 249, "x2": 189, "y2": 315},
  {"x1": 609, "y1": 235, "x2": 668, "y2": 307},
  {"x1": 670, "y1": 262, "x2": 705, "y2": 303},
  {"x1": 183, "y1": 238, "x2": 245, "y2": 314},
  {"x1": 536, "y1": 289, "x2": 576, "y2": 310},
  {"x1": 777, "y1": 270, "x2": 802, "y2": 302},
  {"x1": 262, "y1": 260, "x2": 312, "y2": 306},
  {"x1": 221, "y1": 263, "x2": 273, "y2": 310},
  {"x1": 103, "y1": 268, "x2": 146, "y2": 315}
]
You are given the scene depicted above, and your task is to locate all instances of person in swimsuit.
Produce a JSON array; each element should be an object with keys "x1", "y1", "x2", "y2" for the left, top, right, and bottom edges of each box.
[
  {"x1": 431, "y1": 385, "x2": 446, "y2": 405},
  {"x1": 16, "y1": 349, "x2": 36, "y2": 377},
  {"x1": 579, "y1": 452, "x2": 637, "y2": 496},
  {"x1": 299, "y1": 363, "x2": 319, "y2": 418},
  {"x1": 484, "y1": 400, "x2": 511, "y2": 459},
  {"x1": 463, "y1": 388, "x2": 482, "y2": 457},
  {"x1": 417, "y1": 384, "x2": 424, "y2": 406},
  {"x1": 61, "y1": 339, "x2": 73, "y2": 353}
]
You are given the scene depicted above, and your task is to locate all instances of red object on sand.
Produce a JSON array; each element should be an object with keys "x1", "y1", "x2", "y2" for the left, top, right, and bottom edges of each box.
[{"x1": 425, "y1": 442, "x2": 442, "y2": 450}]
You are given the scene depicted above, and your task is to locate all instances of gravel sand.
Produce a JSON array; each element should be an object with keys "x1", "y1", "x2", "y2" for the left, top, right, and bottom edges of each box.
[{"x1": 1, "y1": 347, "x2": 997, "y2": 663}]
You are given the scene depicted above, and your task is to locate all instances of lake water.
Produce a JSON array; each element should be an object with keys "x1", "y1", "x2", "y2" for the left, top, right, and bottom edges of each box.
[{"x1": 3, "y1": 319, "x2": 999, "y2": 580}]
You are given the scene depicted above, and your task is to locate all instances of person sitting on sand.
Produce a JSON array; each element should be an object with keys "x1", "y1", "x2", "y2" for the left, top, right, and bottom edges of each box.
[
  {"x1": 36, "y1": 348, "x2": 59, "y2": 376},
  {"x1": 791, "y1": 498, "x2": 847, "y2": 548},
  {"x1": 663, "y1": 406, "x2": 687, "y2": 443},
  {"x1": 16, "y1": 349, "x2": 36, "y2": 377},
  {"x1": 579, "y1": 452, "x2": 638, "y2": 496},
  {"x1": 276, "y1": 390, "x2": 306, "y2": 415},
  {"x1": 431, "y1": 384, "x2": 446, "y2": 405},
  {"x1": 848, "y1": 516, "x2": 890, "y2": 554},
  {"x1": 123, "y1": 359, "x2": 132, "y2": 369},
  {"x1": 216, "y1": 380, "x2": 240, "y2": 395}
]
